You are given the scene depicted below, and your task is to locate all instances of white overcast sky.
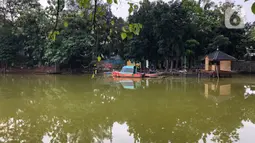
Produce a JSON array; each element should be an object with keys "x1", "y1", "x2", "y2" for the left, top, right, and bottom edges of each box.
[{"x1": 39, "y1": 0, "x2": 255, "y2": 22}]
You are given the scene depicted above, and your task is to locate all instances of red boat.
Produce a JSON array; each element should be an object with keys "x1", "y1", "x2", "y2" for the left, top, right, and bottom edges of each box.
[{"x1": 112, "y1": 66, "x2": 144, "y2": 78}]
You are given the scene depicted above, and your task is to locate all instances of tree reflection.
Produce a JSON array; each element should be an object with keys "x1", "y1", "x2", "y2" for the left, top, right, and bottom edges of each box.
[{"x1": 0, "y1": 75, "x2": 254, "y2": 142}]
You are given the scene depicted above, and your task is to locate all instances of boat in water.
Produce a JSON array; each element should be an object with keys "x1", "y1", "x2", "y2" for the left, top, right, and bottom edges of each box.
[
  {"x1": 105, "y1": 65, "x2": 160, "y2": 78},
  {"x1": 112, "y1": 66, "x2": 144, "y2": 78}
]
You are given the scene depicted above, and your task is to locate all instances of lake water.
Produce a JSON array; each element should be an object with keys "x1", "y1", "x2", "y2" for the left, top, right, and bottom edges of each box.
[{"x1": 0, "y1": 74, "x2": 255, "y2": 143}]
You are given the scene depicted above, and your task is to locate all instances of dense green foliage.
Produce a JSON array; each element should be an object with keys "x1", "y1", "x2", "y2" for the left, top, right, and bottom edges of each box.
[
  {"x1": 0, "y1": 0, "x2": 255, "y2": 71},
  {"x1": 127, "y1": 0, "x2": 255, "y2": 70}
]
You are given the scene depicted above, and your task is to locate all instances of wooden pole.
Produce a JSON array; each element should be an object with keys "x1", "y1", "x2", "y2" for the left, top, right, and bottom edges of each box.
[{"x1": 216, "y1": 63, "x2": 219, "y2": 79}]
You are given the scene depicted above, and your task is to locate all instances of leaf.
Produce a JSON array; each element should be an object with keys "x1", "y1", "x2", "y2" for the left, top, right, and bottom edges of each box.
[
  {"x1": 128, "y1": 6, "x2": 134, "y2": 14},
  {"x1": 122, "y1": 26, "x2": 127, "y2": 32},
  {"x1": 252, "y1": 2, "x2": 255, "y2": 14},
  {"x1": 107, "y1": 0, "x2": 113, "y2": 4},
  {"x1": 99, "y1": 11, "x2": 105, "y2": 16},
  {"x1": 48, "y1": 31, "x2": 53, "y2": 38},
  {"x1": 128, "y1": 3, "x2": 134, "y2": 14},
  {"x1": 79, "y1": 12, "x2": 84, "y2": 17},
  {"x1": 128, "y1": 2, "x2": 133, "y2": 6},
  {"x1": 78, "y1": 0, "x2": 90, "y2": 8},
  {"x1": 97, "y1": 56, "x2": 101, "y2": 62},
  {"x1": 111, "y1": 20, "x2": 115, "y2": 25},
  {"x1": 114, "y1": 0, "x2": 118, "y2": 4},
  {"x1": 134, "y1": 5, "x2": 138, "y2": 10},
  {"x1": 133, "y1": 26, "x2": 140, "y2": 35},
  {"x1": 129, "y1": 24, "x2": 133, "y2": 32},
  {"x1": 48, "y1": 31, "x2": 60, "y2": 41},
  {"x1": 138, "y1": 23, "x2": 143, "y2": 28},
  {"x1": 121, "y1": 32, "x2": 127, "y2": 40},
  {"x1": 127, "y1": 33, "x2": 133, "y2": 39},
  {"x1": 64, "y1": 21, "x2": 68, "y2": 27},
  {"x1": 55, "y1": 31, "x2": 60, "y2": 35},
  {"x1": 89, "y1": 13, "x2": 93, "y2": 20},
  {"x1": 97, "y1": 6, "x2": 102, "y2": 12}
]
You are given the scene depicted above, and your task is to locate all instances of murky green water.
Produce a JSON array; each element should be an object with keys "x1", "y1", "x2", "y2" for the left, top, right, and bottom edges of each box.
[{"x1": 0, "y1": 75, "x2": 255, "y2": 143}]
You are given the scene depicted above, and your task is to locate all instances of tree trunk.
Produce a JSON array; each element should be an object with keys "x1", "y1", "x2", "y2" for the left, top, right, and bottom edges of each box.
[
  {"x1": 184, "y1": 56, "x2": 187, "y2": 69},
  {"x1": 55, "y1": 62, "x2": 57, "y2": 73},
  {"x1": 188, "y1": 57, "x2": 191, "y2": 69},
  {"x1": 165, "y1": 58, "x2": 169, "y2": 72},
  {"x1": 157, "y1": 61, "x2": 160, "y2": 70},
  {"x1": 175, "y1": 58, "x2": 179, "y2": 69},
  {"x1": 4, "y1": 62, "x2": 7, "y2": 74},
  {"x1": 181, "y1": 56, "x2": 184, "y2": 69},
  {"x1": 191, "y1": 57, "x2": 194, "y2": 68},
  {"x1": 0, "y1": 61, "x2": 2, "y2": 73},
  {"x1": 170, "y1": 60, "x2": 173, "y2": 72},
  {"x1": 154, "y1": 61, "x2": 157, "y2": 70}
]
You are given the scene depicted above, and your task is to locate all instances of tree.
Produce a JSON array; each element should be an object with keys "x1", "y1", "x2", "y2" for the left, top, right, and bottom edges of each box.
[
  {"x1": 0, "y1": 0, "x2": 255, "y2": 71},
  {"x1": 44, "y1": 12, "x2": 95, "y2": 69}
]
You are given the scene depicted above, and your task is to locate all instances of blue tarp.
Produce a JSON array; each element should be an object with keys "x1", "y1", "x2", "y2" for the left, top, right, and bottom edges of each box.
[
  {"x1": 104, "y1": 59, "x2": 124, "y2": 65},
  {"x1": 122, "y1": 66, "x2": 135, "y2": 68},
  {"x1": 120, "y1": 66, "x2": 135, "y2": 73}
]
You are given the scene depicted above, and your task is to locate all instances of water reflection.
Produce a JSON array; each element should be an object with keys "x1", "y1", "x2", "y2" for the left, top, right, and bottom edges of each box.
[
  {"x1": 204, "y1": 81, "x2": 233, "y2": 103},
  {"x1": 112, "y1": 78, "x2": 143, "y2": 90},
  {"x1": 100, "y1": 77, "x2": 143, "y2": 93},
  {"x1": 198, "y1": 120, "x2": 255, "y2": 143},
  {"x1": 0, "y1": 75, "x2": 254, "y2": 142},
  {"x1": 103, "y1": 122, "x2": 135, "y2": 143}
]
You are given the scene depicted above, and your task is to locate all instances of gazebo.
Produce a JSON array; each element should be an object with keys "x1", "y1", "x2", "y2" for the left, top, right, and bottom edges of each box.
[
  {"x1": 203, "y1": 49, "x2": 237, "y2": 78},
  {"x1": 204, "y1": 49, "x2": 236, "y2": 72}
]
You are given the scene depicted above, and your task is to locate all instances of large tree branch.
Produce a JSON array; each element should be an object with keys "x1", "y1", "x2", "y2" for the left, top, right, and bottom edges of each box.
[
  {"x1": 52, "y1": 0, "x2": 61, "y2": 33},
  {"x1": 93, "y1": 0, "x2": 98, "y2": 30}
]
